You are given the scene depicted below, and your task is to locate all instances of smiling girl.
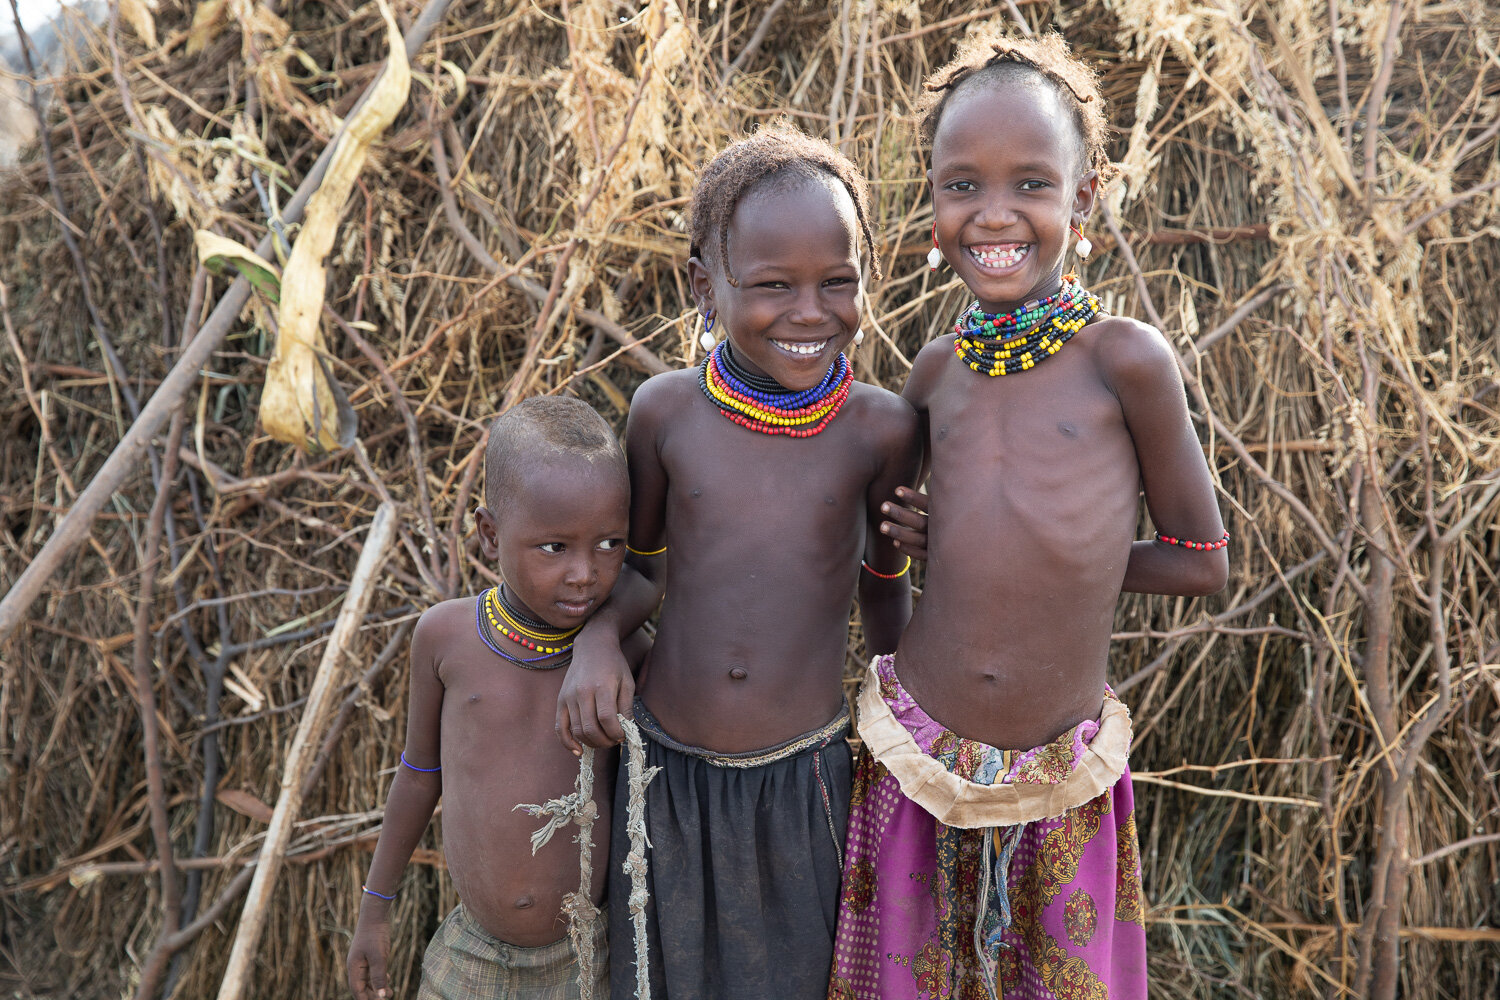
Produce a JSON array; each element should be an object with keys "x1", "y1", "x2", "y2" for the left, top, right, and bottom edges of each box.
[
  {"x1": 556, "y1": 124, "x2": 920, "y2": 999},
  {"x1": 830, "y1": 31, "x2": 1227, "y2": 1000}
]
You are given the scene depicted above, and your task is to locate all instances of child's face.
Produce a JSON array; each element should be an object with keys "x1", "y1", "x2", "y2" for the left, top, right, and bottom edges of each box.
[
  {"x1": 475, "y1": 456, "x2": 629, "y2": 630},
  {"x1": 928, "y1": 78, "x2": 1098, "y2": 314},
  {"x1": 689, "y1": 178, "x2": 863, "y2": 391}
]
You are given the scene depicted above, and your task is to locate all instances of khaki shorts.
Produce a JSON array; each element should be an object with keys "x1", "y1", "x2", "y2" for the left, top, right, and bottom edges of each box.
[{"x1": 416, "y1": 902, "x2": 608, "y2": 1000}]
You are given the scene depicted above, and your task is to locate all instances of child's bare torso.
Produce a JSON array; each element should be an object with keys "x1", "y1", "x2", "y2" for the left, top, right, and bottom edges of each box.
[
  {"x1": 425, "y1": 598, "x2": 610, "y2": 947},
  {"x1": 637, "y1": 372, "x2": 903, "y2": 753},
  {"x1": 899, "y1": 322, "x2": 1140, "y2": 750}
]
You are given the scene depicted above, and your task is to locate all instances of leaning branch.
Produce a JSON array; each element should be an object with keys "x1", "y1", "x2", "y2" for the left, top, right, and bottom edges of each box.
[{"x1": 0, "y1": 0, "x2": 457, "y2": 644}]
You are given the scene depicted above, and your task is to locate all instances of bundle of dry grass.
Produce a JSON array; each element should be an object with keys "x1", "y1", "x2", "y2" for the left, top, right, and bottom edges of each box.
[{"x1": 0, "y1": 1, "x2": 1495, "y2": 997}]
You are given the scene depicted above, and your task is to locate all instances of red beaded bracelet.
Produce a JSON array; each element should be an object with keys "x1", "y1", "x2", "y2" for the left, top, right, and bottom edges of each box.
[
  {"x1": 861, "y1": 557, "x2": 912, "y2": 579},
  {"x1": 1155, "y1": 530, "x2": 1229, "y2": 551}
]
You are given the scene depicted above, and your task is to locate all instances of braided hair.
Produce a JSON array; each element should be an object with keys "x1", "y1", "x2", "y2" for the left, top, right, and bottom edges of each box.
[
  {"x1": 918, "y1": 30, "x2": 1115, "y2": 183},
  {"x1": 689, "y1": 121, "x2": 882, "y2": 286}
]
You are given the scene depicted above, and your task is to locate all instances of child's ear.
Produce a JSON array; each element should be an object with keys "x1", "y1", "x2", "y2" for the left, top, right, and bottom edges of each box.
[
  {"x1": 1073, "y1": 169, "x2": 1100, "y2": 227},
  {"x1": 687, "y1": 256, "x2": 715, "y2": 312},
  {"x1": 474, "y1": 506, "x2": 502, "y2": 562}
]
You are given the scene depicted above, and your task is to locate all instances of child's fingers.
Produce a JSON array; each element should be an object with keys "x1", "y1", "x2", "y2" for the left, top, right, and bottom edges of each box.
[
  {"x1": 594, "y1": 681, "x2": 633, "y2": 745},
  {"x1": 368, "y1": 951, "x2": 390, "y2": 1000},
  {"x1": 347, "y1": 951, "x2": 372, "y2": 1000},
  {"x1": 893, "y1": 485, "x2": 930, "y2": 514},
  {"x1": 881, "y1": 522, "x2": 928, "y2": 561},
  {"x1": 556, "y1": 702, "x2": 584, "y2": 755},
  {"x1": 568, "y1": 694, "x2": 615, "y2": 749},
  {"x1": 881, "y1": 501, "x2": 929, "y2": 531}
]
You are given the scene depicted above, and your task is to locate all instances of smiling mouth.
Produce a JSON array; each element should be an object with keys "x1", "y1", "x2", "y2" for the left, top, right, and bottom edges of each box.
[
  {"x1": 967, "y1": 243, "x2": 1030, "y2": 269},
  {"x1": 771, "y1": 338, "x2": 830, "y2": 357}
]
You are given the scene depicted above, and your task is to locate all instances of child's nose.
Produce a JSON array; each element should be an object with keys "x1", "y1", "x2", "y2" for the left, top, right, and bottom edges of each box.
[
  {"x1": 565, "y1": 555, "x2": 597, "y2": 586},
  {"x1": 789, "y1": 288, "x2": 828, "y2": 324},
  {"x1": 976, "y1": 193, "x2": 1019, "y2": 229}
]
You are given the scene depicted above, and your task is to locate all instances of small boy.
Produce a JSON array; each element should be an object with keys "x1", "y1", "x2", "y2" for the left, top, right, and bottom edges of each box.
[
  {"x1": 555, "y1": 125, "x2": 922, "y2": 999},
  {"x1": 829, "y1": 33, "x2": 1229, "y2": 1000},
  {"x1": 348, "y1": 396, "x2": 641, "y2": 1000}
]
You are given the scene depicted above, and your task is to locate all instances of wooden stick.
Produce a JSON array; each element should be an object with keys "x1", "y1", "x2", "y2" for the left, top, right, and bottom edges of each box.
[
  {"x1": 0, "y1": 0, "x2": 456, "y2": 644},
  {"x1": 214, "y1": 502, "x2": 397, "y2": 1000}
]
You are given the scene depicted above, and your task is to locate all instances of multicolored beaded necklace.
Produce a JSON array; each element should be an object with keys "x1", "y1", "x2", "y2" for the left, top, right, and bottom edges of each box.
[
  {"x1": 699, "y1": 341, "x2": 854, "y2": 437},
  {"x1": 953, "y1": 275, "x2": 1103, "y2": 376},
  {"x1": 475, "y1": 585, "x2": 581, "y2": 669}
]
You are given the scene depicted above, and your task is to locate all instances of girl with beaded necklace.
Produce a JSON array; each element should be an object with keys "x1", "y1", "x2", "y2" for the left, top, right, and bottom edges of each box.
[
  {"x1": 829, "y1": 30, "x2": 1228, "y2": 1000},
  {"x1": 555, "y1": 123, "x2": 921, "y2": 1000}
]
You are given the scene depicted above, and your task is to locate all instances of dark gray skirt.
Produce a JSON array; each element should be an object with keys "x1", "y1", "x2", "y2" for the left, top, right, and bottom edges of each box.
[{"x1": 609, "y1": 698, "x2": 852, "y2": 1000}]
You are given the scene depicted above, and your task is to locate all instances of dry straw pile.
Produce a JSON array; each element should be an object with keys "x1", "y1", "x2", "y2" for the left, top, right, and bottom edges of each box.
[{"x1": 0, "y1": 0, "x2": 1495, "y2": 997}]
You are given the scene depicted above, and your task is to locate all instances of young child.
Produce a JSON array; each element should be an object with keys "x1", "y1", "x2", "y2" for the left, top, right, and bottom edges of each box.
[
  {"x1": 828, "y1": 32, "x2": 1228, "y2": 1000},
  {"x1": 555, "y1": 124, "x2": 921, "y2": 999},
  {"x1": 348, "y1": 396, "x2": 639, "y2": 1000}
]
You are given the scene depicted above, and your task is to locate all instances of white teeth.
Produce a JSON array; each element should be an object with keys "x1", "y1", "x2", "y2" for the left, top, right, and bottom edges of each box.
[
  {"x1": 971, "y1": 245, "x2": 1028, "y2": 267},
  {"x1": 773, "y1": 339, "x2": 828, "y2": 356}
]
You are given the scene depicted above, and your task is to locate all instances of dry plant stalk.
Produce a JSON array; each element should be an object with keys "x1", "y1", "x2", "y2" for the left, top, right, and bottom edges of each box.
[
  {"x1": 215, "y1": 501, "x2": 398, "y2": 1000},
  {"x1": 517, "y1": 746, "x2": 601, "y2": 999}
]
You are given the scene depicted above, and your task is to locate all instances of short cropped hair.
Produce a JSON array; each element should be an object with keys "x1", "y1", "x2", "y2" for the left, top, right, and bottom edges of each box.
[
  {"x1": 485, "y1": 396, "x2": 625, "y2": 503},
  {"x1": 918, "y1": 30, "x2": 1115, "y2": 183},
  {"x1": 689, "y1": 121, "x2": 882, "y2": 285}
]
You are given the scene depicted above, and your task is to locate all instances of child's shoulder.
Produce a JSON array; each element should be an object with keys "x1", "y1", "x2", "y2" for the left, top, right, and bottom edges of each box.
[
  {"x1": 411, "y1": 595, "x2": 479, "y2": 652},
  {"x1": 903, "y1": 333, "x2": 958, "y2": 403},
  {"x1": 630, "y1": 367, "x2": 701, "y2": 419},
  {"x1": 1083, "y1": 314, "x2": 1182, "y2": 391},
  {"x1": 846, "y1": 378, "x2": 918, "y2": 436}
]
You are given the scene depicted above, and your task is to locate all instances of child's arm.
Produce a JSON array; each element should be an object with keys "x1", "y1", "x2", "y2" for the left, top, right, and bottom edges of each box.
[
  {"x1": 347, "y1": 612, "x2": 445, "y2": 1000},
  {"x1": 877, "y1": 339, "x2": 946, "y2": 559},
  {"x1": 557, "y1": 381, "x2": 671, "y2": 752},
  {"x1": 859, "y1": 394, "x2": 923, "y2": 654},
  {"x1": 1105, "y1": 320, "x2": 1229, "y2": 596}
]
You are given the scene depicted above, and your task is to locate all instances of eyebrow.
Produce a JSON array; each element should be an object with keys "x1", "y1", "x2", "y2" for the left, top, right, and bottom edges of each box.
[
  {"x1": 937, "y1": 159, "x2": 1066, "y2": 176},
  {"x1": 736, "y1": 259, "x2": 859, "y2": 280}
]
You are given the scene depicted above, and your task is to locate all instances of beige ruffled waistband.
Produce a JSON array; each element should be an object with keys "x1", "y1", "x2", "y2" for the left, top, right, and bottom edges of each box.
[{"x1": 855, "y1": 657, "x2": 1132, "y2": 829}]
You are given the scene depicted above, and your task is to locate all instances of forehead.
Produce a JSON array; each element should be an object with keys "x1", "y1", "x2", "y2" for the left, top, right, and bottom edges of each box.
[
  {"x1": 503, "y1": 454, "x2": 628, "y2": 524},
  {"x1": 726, "y1": 174, "x2": 860, "y2": 264},
  {"x1": 932, "y1": 70, "x2": 1084, "y2": 168}
]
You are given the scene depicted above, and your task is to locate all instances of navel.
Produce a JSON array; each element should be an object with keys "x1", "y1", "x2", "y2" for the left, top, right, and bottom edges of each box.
[
  {"x1": 824, "y1": 495, "x2": 836, "y2": 506},
  {"x1": 514, "y1": 895, "x2": 535, "y2": 910},
  {"x1": 690, "y1": 488, "x2": 703, "y2": 498},
  {"x1": 728, "y1": 666, "x2": 748, "y2": 680},
  {"x1": 468, "y1": 694, "x2": 481, "y2": 704},
  {"x1": 1057, "y1": 421, "x2": 1077, "y2": 437}
]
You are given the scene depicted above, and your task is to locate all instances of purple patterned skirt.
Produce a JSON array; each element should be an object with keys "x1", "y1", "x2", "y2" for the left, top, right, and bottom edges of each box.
[{"x1": 828, "y1": 656, "x2": 1147, "y2": 1000}]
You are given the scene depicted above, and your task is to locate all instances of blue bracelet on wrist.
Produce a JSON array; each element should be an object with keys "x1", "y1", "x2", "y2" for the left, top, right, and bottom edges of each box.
[{"x1": 400, "y1": 751, "x2": 441, "y2": 773}]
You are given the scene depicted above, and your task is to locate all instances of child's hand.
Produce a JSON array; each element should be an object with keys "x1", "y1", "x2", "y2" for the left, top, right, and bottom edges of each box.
[
  {"x1": 557, "y1": 630, "x2": 634, "y2": 752},
  {"x1": 880, "y1": 486, "x2": 930, "y2": 561},
  {"x1": 347, "y1": 909, "x2": 393, "y2": 1000}
]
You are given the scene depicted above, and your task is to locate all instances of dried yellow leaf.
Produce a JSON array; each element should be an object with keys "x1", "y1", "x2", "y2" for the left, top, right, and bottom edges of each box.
[{"x1": 261, "y1": 0, "x2": 409, "y2": 454}]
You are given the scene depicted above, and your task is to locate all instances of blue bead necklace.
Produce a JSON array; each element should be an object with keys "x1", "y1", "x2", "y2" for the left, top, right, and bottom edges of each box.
[{"x1": 714, "y1": 341, "x2": 848, "y2": 409}]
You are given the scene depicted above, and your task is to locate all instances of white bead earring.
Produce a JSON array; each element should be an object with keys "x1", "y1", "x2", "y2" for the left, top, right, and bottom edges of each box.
[{"x1": 1072, "y1": 223, "x2": 1092, "y2": 260}]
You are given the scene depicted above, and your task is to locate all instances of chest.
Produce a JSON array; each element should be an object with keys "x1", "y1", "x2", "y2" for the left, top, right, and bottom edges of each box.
[
  {"x1": 927, "y1": 349, "x2": 1125, "y2": 462},
  {"x1": 660, "y1": 417, "x2": 875, "y2": 521}
]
